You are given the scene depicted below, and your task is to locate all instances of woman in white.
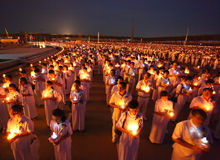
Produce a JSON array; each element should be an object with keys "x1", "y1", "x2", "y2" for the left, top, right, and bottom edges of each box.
[
  {"x1": 0, "y1": 84, "x2": 8, "y2": 132},
  {"x1": 152, "y1": 67, "x2": 164, "y2": 101},
  {"x1": 70, "y1": 80, "x2": 86, "y2": 131},
  {"x1": 156, "y1": 70, "x2": 170, "y2": 100},
  {"x1": 7, "y1": 105, "x2": 36, "y2": 160},
  {"x1": 42, "y1": 81, "x2": 62, "y2": 126},
  {"x1": 5, "y1": 83, "x2": 23, "y2": 115},
  {"x1": 63, "y1": 65, "x2": 71, "y2": 95},
  {"x1": 79, "y1": 67, "x2": 91, "y2": 101},
  {"x1": 49, "y1": 108, "x2": 72, "y2": 160},
  {"x1": 19, "y1": 77, "x2": 37, "y2": 119},
  {"x1": 149, "y1": 91, "x2": 173, "y2": 144},
  {"x1": 116, "y1": 100, "x2": 143, "y2": 160},
  {"x1": 105, "y1": 69, "x2": 117, "y2": 104}
]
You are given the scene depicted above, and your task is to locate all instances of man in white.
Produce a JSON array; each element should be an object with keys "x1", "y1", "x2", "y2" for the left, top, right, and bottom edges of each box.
[
  {"x1": 188, "y1": 88, "x2": 215, "y2": 125},
  {"x1": 109, "y1": 82, "x2": 132, "y2": 144},
  {"x1": 149, "y1": 91, "x2": 173, "y2": 144},
  {"x1": 136, "y1": 73, "x2": 153, "y2": 120},
  {"x1": 172, "y1": 109, "x2": 213, "y2": 160},
  {"x1": 168, "y1": 62, "x2": 179, "y2": 88}
]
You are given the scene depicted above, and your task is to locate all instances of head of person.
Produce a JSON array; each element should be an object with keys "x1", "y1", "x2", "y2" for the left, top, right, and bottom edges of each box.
[
  {"x1": 46, "y1": 81, "x2": 53, "y2": 89},
  {"x1": 116, "y1": 76, "x2": 123, "y2": 84},
  {"x1": 110, "y1": 69, "x2": 115, "y2": 76},
  {"x1": 172, "y1": 62, "x2": 177, "y2": 69},
  {"x1": 9, "y1": 83, "x2": 16, "y2": 93},
  {"x1": 49, "y1": 70, "x2": 55, "y2": 78},
  {"x1": 163, "y1": 70, "x2": 169, "y2": 78},
  {"x1": 118, "y1": 82, "x2": 126, "y2": 94},
  {"x1": 128, "y1": 99, "x2": 139, "y2": 116},
  {"x1": 131, "y1": 62, "x2": 134, "y2": 68},
  {"x1": 144, "y1": 73, "x2": 151, "y2": 83},
  {"x1": 10, "y1": 105, "x2": 23, "y2": 120},
  {"x1": 52, "y1": 108, "x2": 67, "y2": 124},
  {"x1": 190, "y1": 109, "x2": 207, "y2": 127},
  {"x1": 5, "y1": 74, "x2": 12, "y2": 83},
  {"x1": 160, "y1": 91, "x2": 168, "y2": 101},
  {"x1": 34, "y1": 68, "x2": 40, "y2": 75},
  {"x1": 202, "y1": 88, "x2": 213, "y2": 100},
  {"x1": 72, "y1": 80, "x2": 81, "y2": 91},
  {"x1": 20, "y1": 77, "x2": 28, "y2": 86},
  {"x1": 20, "y1": 70, "x2": 27, "y2": 77},
  {"x1": 205, "y1": 79, "x2": 214, "y2": 88},
  {"x1": 58, "y1": 66, "x2": 63, "y2": 72}
]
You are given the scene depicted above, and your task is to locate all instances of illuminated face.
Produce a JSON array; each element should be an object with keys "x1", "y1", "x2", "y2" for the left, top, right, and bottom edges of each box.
[
  {"x1": 117, "y1": 79, "x2": 122, "y2": 84},
  {"x1": 20, "y1": 80, "x2": 25, "y2": 86},
  {"x1": 161, "y1": 95, "x2": 168, "y2": 101},
  {"x1": 119, "y1": 84, "x2": 125, "y2": 93},
  {"x1": 163, "y1": 72, "x2": 168, "y2": 78},
  {"x1": 52, "y1": 115, "x2": 61, "y2": 124},
  {"x1": 202, "y1": 90, "x2": 212, "y2": 100},
  {"x1": 49, "y1": 73, "x2": 55, "y2": 78},
  {"x1": 46, "y1": 83, "x2": 52, "y2": 89},
  {"x1": 8, "y1": 87, "x2": 15, "y2": 93},
  {"x1": 73, "y1": 83, "x2": 79, "y2": 91},
  {"x1": 144, "y1": 74, "x2": 149, "y2": 82},
  {"x1": 10, "y1": 110, "x2": 22, "y2": 120},
  {"x1": 129, "y1": 108, "x2": 139, "y2": 116},
  {"x1": 191, "y1": 113, "x2": 205, "y2": 127}
]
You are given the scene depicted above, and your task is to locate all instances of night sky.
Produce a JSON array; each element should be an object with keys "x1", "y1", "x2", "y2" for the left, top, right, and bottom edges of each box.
[{"x1": 0, "y1": 0, "x2": 220, "y2": 37}]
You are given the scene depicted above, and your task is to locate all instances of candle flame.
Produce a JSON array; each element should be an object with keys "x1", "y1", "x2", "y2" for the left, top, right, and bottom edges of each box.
[{"x1": 170, "y1": 112, "x2": 174, "y2": 117}]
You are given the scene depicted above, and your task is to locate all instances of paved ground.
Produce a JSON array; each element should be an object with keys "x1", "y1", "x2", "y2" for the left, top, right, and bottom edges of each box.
[{"x1": 0, "y1": 64, "x2": 220, "y2": 160}]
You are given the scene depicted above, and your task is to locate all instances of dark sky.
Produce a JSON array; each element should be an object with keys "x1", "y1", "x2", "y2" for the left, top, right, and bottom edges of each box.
[{"x1": 0, "y1": 0, "x2": 220, "y2": 37}]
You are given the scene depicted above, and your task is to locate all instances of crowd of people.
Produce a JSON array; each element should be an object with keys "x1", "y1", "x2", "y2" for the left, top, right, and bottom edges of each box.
[{"x1": 0, "y1": 43, "x2": 220, "y2": 160}]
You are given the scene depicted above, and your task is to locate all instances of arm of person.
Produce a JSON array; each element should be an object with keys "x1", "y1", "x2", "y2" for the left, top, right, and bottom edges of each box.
[{"x1": 172, "y1": 138, "x2": 203, "y2": 154}]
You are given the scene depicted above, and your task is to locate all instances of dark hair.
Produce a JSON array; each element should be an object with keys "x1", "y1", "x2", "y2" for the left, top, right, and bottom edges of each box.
[
  {"x1": 206, "y1": 79, "x2": 214, "y2": 84},
  {"x1": 74, "y1": 80, "x2": 81, "y2": 86},
  {"x1": 34, "y1": 68, "x2": 40, "y2": 73},
  {"x1": 46, "y1": 80, "x2": 53, "y2": 85},
  {"x1": 116, "y1": 76, "x2": 123, "y2": 82},
  {"x1": 21, "y1": 70, "x2": 27, "y2": 74},
  {"x1": 110, "y1": 69, "x2": 115, "y2": 75},
  {"x1": 9, "y1": 83, "x2": 16, "y2": 89},
  {"x1": 6, "y1": 74, "x2": 12, "y2": 80},
  {"x1": 160, "y1": 91, "x2": 168, "y2": 97},
  {"x1": 119, "y1": 81, "x2": 126, "y2": 89},
  {"x1": 49, "y1": 70, "x2": 55, "y2": 74},
  {"x1": 128, "y1": 99, "x2": 139, "y2": 109},
  {"x1": 164, "y1": 70, "x2": 169, "y2": 74},
  {"x1": 191, "y1": 109, "x2": 207, "y2": 119},
  {"x1": 52, "y1": 108, "x2": 66, "y2": 122},
  {"x1": 203, "y1": 88, "x2": 213, "y2": 93},
  {"x1": 11, "y1": 105, "x2": 23, "y2": 113},
  {"x1": 20, "y1": 77, "x2": 28, "y2": 84}
]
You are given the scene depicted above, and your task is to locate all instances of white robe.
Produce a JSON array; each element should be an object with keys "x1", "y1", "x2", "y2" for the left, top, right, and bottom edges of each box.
[
  {"x1": 149, "y1": 99, "x2": 173, "y2": 144},
  {"x1": 70, "y1": 90, "x2": 86, "y2": 131},
  {"x1": 19, "y1": 84, "x2": 37, "y2": 119},
  {"x1": 50, "y1": 120, "x2": 72, "y2": 160}
]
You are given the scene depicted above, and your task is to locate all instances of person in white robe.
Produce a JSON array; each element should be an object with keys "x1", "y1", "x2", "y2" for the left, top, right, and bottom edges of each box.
[
  {"x1": 19, "y1": 77, "x2": 37, "y2": 119},
  {"x1": 157, "y1": 70, "x2": 171, "y2": 99},
  {"x1": 171, "y1": 109, "x2": 213, "y2": 160},
  {"x1": 136, "y1": 72, "x2": 153, "y2": 121},
  {"x1": 32, "y1": 68, "x2": 46, "y2": 107},
  {"x1": 42, "y1": 81, "x2": 62, "y2": 126},
  {"x1": 70, "y1": 80, "x2": 86, "y2": 131},
  {"x1": 188, "y1": 88, "x2": 215, "y2": 126},
  {"x1": 105, "y1": 69, "x2": 117, "y2": 104},
  {"x1": 149, "y1": 91, "x2": 173, "y2": 144},
  {"x1": 5, "y1": 83, "x2": 23, "y2": 115},
  {"x1": 49, "y1": 108, "x2": 72, "y2": 160},
  {"x1": 109, "y1": 82, "x2": 132, "y2": 144},
  {"x1": 171, "y1": 76, "x2": 192, "y2": 122},
  {"x1": 7, "y1": 105, "x2": 36, "y2": 160},
  {"x1": 0, "y1": 84, "x2": 8, "y2": 132},
  {"x1": 116, "y1": 100, "x2": 143, "y2": 160},
  {"x1": 79, "y1": 68, "x2": 91, "y2": 101},
  {"x1": 48, "y1": 70, "x2": 64, "y2": 109}
]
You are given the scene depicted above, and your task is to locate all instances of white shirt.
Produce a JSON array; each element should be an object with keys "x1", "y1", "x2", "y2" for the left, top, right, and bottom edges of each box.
[
  {"x1": 110, "y1": 91, "x2": 132, "y2": 121},
  {"x1": 136, "y1": 80, "x2": 153, "y2": 97}
]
